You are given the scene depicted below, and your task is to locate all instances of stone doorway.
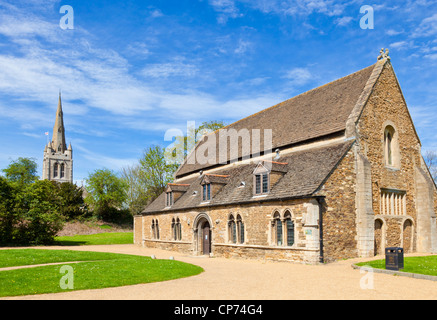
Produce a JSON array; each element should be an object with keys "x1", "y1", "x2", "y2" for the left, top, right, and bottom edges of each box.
[
  {"x1": 202, "y1": 221, "x2": 211, "y2": 255},
  {"x1": 193, "y1": 213, "x2": 213, "y2": 256}
]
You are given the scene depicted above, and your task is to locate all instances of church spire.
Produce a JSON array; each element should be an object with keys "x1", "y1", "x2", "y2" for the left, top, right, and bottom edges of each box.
[{"x1": 52, "y1": 91, "x2": 67, "y2": 153}]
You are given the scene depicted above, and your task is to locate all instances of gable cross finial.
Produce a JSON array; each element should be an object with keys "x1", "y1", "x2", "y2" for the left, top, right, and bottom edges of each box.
[{"x1": 377, "y1": 48, "x2": 390, "y2": 61}]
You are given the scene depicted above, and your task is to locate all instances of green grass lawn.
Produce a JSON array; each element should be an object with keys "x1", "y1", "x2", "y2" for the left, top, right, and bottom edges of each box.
[
  {"x1": 0, "y1": 249, "x2": 204, "y2": 297},
  {"x1": 356, "y1": 255, "x2": 437, "y2": 276},
  {"x1": 54, "y1": 232, "x2": 133, "y2": 246}
]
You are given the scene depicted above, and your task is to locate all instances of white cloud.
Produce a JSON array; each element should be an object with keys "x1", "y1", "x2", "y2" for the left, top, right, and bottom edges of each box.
[
  {"x1": 413, "y1": 13, "x2": 437, "y2": 37},
  {"x1": 390, "y1": 41, "x2": 411, "y2": 50},
  {"x1": 335, "y1": 16, "x2": 353, "y2": 26},
  {"x1": 386, "y1": 29, "x2": 404, "y2": 36},
  {"x1": 238, "y1": 0, "x2": 346, "y2": 17},
  {"x1": 209, "y1": 0, "x2": 243, "y2": 23},
  {"x1": 283, "y1": 68, "x2": 313, "y2": 86},
  {"x1": 141, "y1": 60, "x2": 199, "y2": 78}
]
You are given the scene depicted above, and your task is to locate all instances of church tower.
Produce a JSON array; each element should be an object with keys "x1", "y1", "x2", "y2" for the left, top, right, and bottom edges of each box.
[{"x1": 42, "y1": 93, "x2": 73, "y2": 183}]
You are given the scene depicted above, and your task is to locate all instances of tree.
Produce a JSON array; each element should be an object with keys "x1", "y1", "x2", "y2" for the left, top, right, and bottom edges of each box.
[
  {"x1": 424, "y1": 150, "x2": 437, "y2": 183},
  {"x1": 0, "y1": 177, "x2": 18, "y2": 244},
  {"x1": 2, "y1": 157, "x2": 38, "y2": 185},
  {"x1": 14, "y1": 180, "x2": 64, "y2": 244},
  {"x1": 53, "y1": 181, "x2": 86, "y2": 220},
  {"x1": 120, "y1": 164, "x2": 149, "y2": 216},
  {"x1": 139, "y1": 145, "x2": 179, "y2": 202},
  {"x1": 196, "y1": 120, "x2": 226, "y2": 137},
  {"x1": 84, "y1": 169, "x2": 128, "y2": 221}
]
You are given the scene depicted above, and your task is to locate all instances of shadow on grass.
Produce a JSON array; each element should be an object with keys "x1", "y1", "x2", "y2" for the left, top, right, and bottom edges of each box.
[{"x1": 53, "y1": 240, "x2": 88, "y2": 246}]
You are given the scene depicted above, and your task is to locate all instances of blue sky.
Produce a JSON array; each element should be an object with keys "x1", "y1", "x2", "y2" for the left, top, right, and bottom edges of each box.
[{"x1": 0, "y1": 0, "x2": 437, "y2": 184}]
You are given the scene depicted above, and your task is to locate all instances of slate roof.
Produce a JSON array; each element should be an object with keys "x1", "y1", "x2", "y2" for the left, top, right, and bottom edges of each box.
[
  {"x1": 143, "y1": 140, "x2": 354, "y2": 214},
  {"x1": 175, "y1": 63, "x2": 376, "y2": 179}
]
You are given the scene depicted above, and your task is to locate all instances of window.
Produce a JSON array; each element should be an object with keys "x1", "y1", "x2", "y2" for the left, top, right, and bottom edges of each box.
[
  {"x1": 152, "y1": 219, "x2": 160, "y2": 239},
  {"x1": 166, "y1": 192, "x2": 173, "y2": 207},
  {"x1": 384, "y1": 125, "x2": 399, "y2": 168},
  {"x1": 53, "y1": 163, "x2": 58, "y2": 177},
  {"x1": 203, "y1": 183, "x2": 211, "y2": 201},
  {"x1": 176, "y1": 218, "x2": 182, "y2": 241},
  {"x1": 272, "y1": 210, "x2": 295, "y2": 247},
  {"x1": 284, "y1": 211, "x2": 295, "y2": 247},
  {"x1": 236, "y1": 214, "x2": 244, "y2": 244},
  {"x1": 172, "y1": 218, "x2": 176, "y2": 240},
  {"x1": 60, "y1": 163, "x2": 65, "y2": 178},
  {"x1": 228, "y1": 214, "x2": 245, "y2": 244},
  {"x1": 276, "y1": 218, "x2": 283, "y2": 246},
  {"x1": 228, "y1": 215, "x2": 237, "y2": 243},
  {"x1": 172, "y1": 218, "x2": 182, "y2": 241},
  {"x1": 255, "y1": 173, "x2": 269, "y2": 195}
]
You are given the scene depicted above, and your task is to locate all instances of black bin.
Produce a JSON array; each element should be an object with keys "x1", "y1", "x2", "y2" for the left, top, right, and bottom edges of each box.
[{"x1": 385, "y1": 247, "x2": 404, "y2": 271}]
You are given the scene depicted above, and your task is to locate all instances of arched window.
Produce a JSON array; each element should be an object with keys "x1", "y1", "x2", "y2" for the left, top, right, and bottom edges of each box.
[
  {"x1": 384, "y1": 125, "x2": 399, "y2": 168},
  {"x1": 152, "y1": 219, "x2": 156, "y2": 239},
  {"x1": 273, "y1": 212, "x2": 282, "y2": 246},
  {"x1": 176, "y1": 218, "x2": 182, "y2": 241},
  {"x1": 155, "y1": 219, "x2": 160, "y2": 239},
  {"x1": 53, "y1": 163, "x2": 58, "y2": 177},
  {"x1": 228, "y1": 214, "x2": 237, "y2": 243},
  {"x1": 236, "y1": 214, "x2": 244, "y2": 244},
  {"x1": 172, "y1": 218, "x2": 176, "y2": 240},
  {"x1": 60, "y1": 163, "x2": 65, "y2": 178},
  {"x1": 172, "y1": 217, "x2": 182, "y2": 241},
  {"x1": 284, "y1": 211, "x2": 295, "y2": 247}
]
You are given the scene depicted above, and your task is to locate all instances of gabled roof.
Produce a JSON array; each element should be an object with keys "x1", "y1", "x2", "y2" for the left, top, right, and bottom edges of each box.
[{"x1": 175, "y1": 61, "x2": 382, "y2": 179}]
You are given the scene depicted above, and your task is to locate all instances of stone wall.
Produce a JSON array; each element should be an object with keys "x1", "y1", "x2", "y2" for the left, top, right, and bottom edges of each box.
[
  {"x1": 316, "y1": 145, "x2": 358, "y2": 262},
  {"x1": 136, "y1": 198, "x2": 321, "y2": 264},
  {"x1": 356, "y1": 61, "x2": 437, "y2": 253}
]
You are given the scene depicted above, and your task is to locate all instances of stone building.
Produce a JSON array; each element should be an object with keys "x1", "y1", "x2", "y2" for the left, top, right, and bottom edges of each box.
[
  {"x1": 42, "y1": 93, "x2": 73, "y2": 183},
  {"x1": 134, "y1": 53, "x2": 437, "y2": 264}
]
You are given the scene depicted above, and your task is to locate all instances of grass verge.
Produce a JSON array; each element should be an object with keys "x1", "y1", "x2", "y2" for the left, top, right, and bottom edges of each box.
[
  {"x1": 356, "y1": 255, "x2": 437, "y2": 276},
  {"x1": 0, "y1": 249, "x2": 203, "y2": 297},
  {"x1": 54, "y1": 232, "x2": 133, "y2": 246}
]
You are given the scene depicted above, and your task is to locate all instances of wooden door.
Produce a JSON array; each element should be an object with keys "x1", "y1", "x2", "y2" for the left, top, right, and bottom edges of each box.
[{"x1": 202, "y1": 222, "x2": 211, "y2": 255}]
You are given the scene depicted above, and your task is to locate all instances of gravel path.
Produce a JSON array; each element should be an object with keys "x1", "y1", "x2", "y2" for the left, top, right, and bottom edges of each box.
[{"x1": 2, "y1": 244, "x2": 436, "y2": 300}]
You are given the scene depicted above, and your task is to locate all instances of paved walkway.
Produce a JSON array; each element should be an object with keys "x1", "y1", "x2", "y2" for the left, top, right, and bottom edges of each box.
[{"x1": 2, "y1": 245, "x2": 436, "y2": 300}]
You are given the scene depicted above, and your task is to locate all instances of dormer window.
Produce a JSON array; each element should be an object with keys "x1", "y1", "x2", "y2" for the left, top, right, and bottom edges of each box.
[
  {"x1": 203, "y1": 183, "x2": 211, "y2": 201},
  {"x1": 255, "y1": 173, "x2": 269, "y2": 194},
  {"x1": 200, "y1": 174, "x2": 229, "y2": 202},
  {"x1": 253, "y1": 160, "x2": 288, "y2": 196},
  {"x1": 164, "y1": 183, "x2": 190, "y2": 207},
  {"x1": 166, "y1": 192, "x2": 173, "y2": 207}
]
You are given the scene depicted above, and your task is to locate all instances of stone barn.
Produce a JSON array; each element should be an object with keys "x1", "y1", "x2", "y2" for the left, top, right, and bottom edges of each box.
[{"x1": 134, "y1": 53, "x2": 437, "y2": 264}]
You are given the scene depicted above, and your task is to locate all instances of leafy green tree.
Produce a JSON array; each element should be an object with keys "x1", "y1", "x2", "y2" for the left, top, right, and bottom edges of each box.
[
  {"x1": 84, "y1": 169, "x2": 128, "y2": 221},
  {"x1": 139, "y1": 145, "x2": 179, "y2": 202},
  {"x1": 14, "y1": 180, "x2": 64, "y2": 245},
  {"x1": 53, "y1": 181, "x2": 86, "y2": 220},
  {"x1": 120, "y1": 164, "x2": 149, "y2": 216},
  {"x1": 2, "y1": 157, "x2": 38, "y2": 185},
  {"x1": 196, "y1": 120, "x2": 226, "y2": 137},
  {"x1": 0, "y1": 177, "x2": 18, "y2": 244}
]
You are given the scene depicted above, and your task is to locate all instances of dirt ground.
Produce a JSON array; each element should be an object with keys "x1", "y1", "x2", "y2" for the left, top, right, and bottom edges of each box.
[{"x1": 2, "y1": 244, "x2": 436, "y2": 300}]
